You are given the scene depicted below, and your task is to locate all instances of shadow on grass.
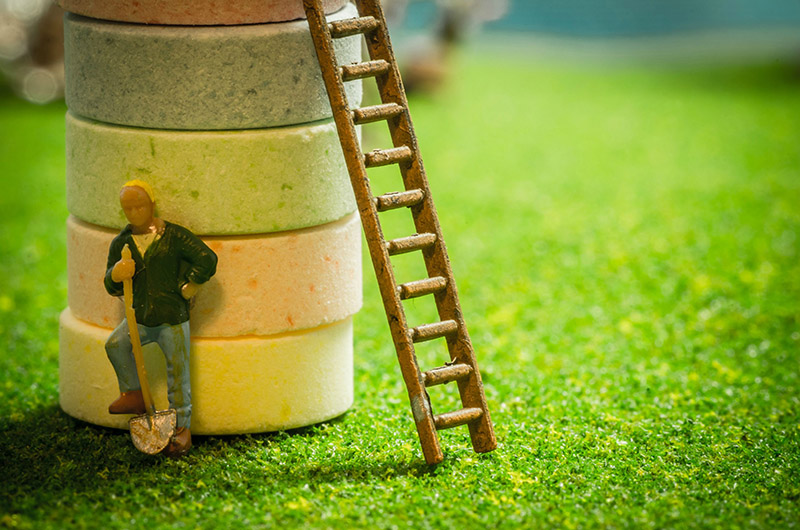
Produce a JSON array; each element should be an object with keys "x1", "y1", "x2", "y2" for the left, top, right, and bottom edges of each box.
[
  {"x1": 0, "y1": 405, "x2": 435, "y2": 506},
  {"x1": 0, "y1": 405, "x2": 167, "y2": 499},
  {"x1": 201, "y1": 414, "x2": 437, "y2": 483}
]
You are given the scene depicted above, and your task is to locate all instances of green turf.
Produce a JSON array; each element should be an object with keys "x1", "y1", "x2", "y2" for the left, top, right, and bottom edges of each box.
[{"x1": 1, "y1": 50, "x2": 799, "y2": 528}]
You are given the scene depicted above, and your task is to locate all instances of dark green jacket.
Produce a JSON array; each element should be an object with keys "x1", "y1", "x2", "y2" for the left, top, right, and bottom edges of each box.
[{"x1": 104, "y1": 222, "x2": 217, "y2": 327}]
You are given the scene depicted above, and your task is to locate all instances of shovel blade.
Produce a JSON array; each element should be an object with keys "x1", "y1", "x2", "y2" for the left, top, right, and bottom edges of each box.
[{"x1": 129, "y1": 409, "x2": 177, "y2": 455}]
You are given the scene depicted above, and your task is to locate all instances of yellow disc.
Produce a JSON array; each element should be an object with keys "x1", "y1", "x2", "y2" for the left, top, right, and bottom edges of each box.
[{"x1": 59, "y1": 309, "x2": 354, "y2": 434}]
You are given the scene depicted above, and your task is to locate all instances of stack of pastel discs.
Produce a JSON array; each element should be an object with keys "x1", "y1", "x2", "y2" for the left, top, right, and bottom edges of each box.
[{"x1": 57, "y1": 0, "x2": 364, "y2": 434}]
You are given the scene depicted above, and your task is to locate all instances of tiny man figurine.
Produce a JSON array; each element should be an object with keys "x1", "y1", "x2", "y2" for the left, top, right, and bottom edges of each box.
[{"x1": 104, "y1": 180, "x2": 217, "y2": 457}]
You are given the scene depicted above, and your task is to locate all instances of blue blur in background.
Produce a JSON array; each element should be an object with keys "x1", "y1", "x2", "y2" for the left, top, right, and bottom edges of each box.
[{"x1": 403, "y1": 0, "x2": 800, "y2": 36}]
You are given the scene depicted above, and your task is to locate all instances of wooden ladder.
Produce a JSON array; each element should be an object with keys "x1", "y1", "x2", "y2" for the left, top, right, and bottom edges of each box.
[{"x1": 303, "y1": 0, "x2": 496, "y2": 465}]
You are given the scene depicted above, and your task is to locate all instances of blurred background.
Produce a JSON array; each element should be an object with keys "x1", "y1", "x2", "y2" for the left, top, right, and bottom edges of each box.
[{"x1": 3, "y1": 0, "x2": 800, "y2": 102}]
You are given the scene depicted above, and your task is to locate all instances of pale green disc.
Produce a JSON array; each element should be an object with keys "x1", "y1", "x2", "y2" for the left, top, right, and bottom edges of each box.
[{"x1": 66, "y1": 111, "x2": 358, "y2": 235}]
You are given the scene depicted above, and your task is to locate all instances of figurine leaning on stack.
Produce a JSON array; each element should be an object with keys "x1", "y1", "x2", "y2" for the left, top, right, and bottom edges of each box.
[{"x1": 103, "y1": 180, "x2": 217, "y2": 457}]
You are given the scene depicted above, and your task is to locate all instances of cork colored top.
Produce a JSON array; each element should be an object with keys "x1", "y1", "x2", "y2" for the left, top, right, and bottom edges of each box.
[{"x1": 57, "y1": 0, "x2": 348, "y2": 25}]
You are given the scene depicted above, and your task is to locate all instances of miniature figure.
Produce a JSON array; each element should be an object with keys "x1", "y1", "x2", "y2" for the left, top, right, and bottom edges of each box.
[{"x1": 104, "y1": 180, "x2": 217, "y2": 457}]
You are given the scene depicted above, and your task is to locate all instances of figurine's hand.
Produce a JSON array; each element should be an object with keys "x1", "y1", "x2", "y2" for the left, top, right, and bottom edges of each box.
[
  {"x1": 181, "y1": 281, "x2": 201, "y2": 300},
  {"x1": 111, "y1": 258, "x2": 136, "y2": 282}
]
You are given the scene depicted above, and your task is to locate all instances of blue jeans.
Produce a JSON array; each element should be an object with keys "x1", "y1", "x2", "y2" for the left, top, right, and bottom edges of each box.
[{"x1": 105, "y1": 319, "x2": 192, "y2": 429}]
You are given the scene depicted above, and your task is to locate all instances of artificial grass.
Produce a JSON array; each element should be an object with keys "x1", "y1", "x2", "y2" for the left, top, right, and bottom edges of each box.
[{"x1": 1, "y1": 48, "x2": 800, "y2": 528}]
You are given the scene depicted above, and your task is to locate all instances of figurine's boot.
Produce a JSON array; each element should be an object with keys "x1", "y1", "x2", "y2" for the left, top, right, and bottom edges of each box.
[
  {"x1": 108, "y1": 390, "x2": 146, "y2": 415},
  {"x1": 162, "y1": 427, "x2": 192, "y2": 458}
]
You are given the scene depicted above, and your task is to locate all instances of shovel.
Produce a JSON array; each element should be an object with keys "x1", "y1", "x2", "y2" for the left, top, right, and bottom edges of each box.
[{"x1": 120, "y1": 244, "x2": 177, "y2": 454}]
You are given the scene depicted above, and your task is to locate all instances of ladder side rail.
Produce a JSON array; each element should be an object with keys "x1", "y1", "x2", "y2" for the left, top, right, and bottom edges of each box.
[
  {"x1": 354, "y1": 0, "x2": 473, "y2": 338},
  {"x1": 355, "y1": 0, "x2": 496, "y2": 453},
  {"x1": 303, "y1": 0, "x2": 444, "y2": 465},
  {"x1": 354, "y1": 0, "x2": 463, "y2": 343}
]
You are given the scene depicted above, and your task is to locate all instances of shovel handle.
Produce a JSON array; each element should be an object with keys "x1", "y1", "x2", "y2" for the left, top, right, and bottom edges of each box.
[{"x1": 121, "y1": 244, "x2": 156, "y2": 415}]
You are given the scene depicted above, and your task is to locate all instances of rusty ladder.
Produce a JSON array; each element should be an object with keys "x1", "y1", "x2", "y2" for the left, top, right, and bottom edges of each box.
[{"x1": 303, "y1": 0, "x2": 496, "y2": 465}]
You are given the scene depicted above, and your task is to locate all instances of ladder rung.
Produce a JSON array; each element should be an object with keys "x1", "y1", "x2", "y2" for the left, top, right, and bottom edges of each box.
[
  {"x1": 353, "y1": 103, "x2": 405, "y2": 125},
  {"x1": 375, "y1": 189, "x2": 425, "y2": 212},
  {"x1": 386, "y1": 233, "x2": 436, "y2": 256},
  {"x1": 398, "y1": 276, "x2": 446, "y2": 300},
  {"x1": 410, "y1": 320, "x2": 458, "y2": 343},
  {"x1": 434, "y1": 407, "x2": 484, "y2": 430},
  {"x1": 341, "y1": 60, "x2": 390, "y2": 82},
  {"x1": 364, "y1": 146, "x2": 413, "y2": 168},
  {"x1": 328, "y1": 16, "x2": 380, "y2": 38},
  {"x1": 423, "y1": 363, "x2": 472, "y2": 387}
]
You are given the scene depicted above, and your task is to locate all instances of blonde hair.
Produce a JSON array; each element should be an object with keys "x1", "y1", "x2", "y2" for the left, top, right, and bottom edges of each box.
[{"x1": 122, "y1": 179, "x2": 155, "y2": 204}]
